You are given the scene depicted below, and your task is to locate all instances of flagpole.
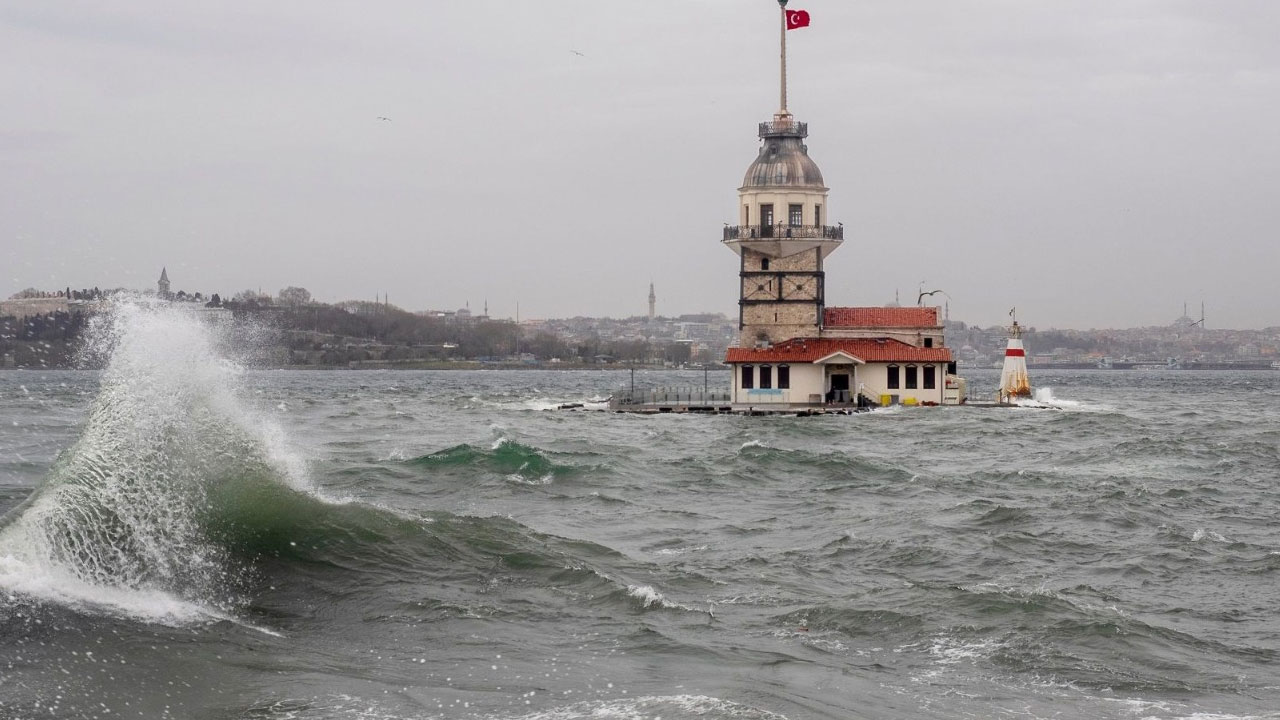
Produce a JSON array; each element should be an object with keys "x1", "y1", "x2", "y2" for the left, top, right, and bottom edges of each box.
[{"x1": 779, "y1": 0, "x2": 788, "y2": 115}]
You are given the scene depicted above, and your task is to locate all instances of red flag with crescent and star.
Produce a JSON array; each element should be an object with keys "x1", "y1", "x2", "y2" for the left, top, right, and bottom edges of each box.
[{"x1": 786, "y1": 9, "x2": 811, "y2": 30}]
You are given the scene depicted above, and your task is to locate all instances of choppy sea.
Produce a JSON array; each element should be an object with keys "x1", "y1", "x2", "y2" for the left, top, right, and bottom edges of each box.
[{"x1": 2, "y1": 302, "x2": 1279, "y2": 720}]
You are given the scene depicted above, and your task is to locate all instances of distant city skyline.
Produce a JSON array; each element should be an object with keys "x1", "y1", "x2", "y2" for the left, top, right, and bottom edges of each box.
[
  {"x1": 5, "y1": 1, "x2": 1280, "y2": 328},
  {"x1": 4, "y1": 270, "x2": 1250, "y2": 333}
]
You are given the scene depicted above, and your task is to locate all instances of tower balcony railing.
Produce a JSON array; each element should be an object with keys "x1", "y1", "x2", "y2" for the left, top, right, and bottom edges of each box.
[
  {"x1": 759, "y1": 120, "x2": 808, "y2": 139},
  {"x1": 723, "y1": 224, "x2": 844, "y2": 242}
]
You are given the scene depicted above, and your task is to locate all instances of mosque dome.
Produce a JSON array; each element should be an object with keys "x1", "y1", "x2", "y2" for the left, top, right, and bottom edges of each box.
[{"x1": 741, "y1": 120, "x2": 825, "y2": 189}]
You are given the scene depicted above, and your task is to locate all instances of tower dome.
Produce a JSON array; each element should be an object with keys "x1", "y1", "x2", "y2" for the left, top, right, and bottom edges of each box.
[{"x1": 741, "y1": 120, "x2": 825, "y2": 189}]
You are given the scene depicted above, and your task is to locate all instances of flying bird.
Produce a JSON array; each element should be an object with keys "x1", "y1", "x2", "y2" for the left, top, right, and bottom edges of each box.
[
  {"x1": 917, "y1": 289, "x2": 947, "y2": 306},
  {"x1": 570, "y1": 50, "x2": 585, "y2": 56},
  {"x1": 377, "y1": 116, "x2": 392, "y2": 121}
]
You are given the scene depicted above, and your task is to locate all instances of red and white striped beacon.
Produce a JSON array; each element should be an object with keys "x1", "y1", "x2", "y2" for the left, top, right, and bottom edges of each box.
[{"x1": 998, "y1": 308, "x2": 1032, "y2": 403}]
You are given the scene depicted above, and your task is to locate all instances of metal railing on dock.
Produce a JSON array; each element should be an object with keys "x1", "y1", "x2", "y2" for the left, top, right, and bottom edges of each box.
[{"x1": 610, "y1": 386, "x2": 731, "y2": 410}]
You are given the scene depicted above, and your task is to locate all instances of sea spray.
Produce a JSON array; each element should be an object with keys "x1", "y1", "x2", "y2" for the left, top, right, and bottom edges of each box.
[{"x1": 0, "y1": 299, "x2": 309, "y2": 621}]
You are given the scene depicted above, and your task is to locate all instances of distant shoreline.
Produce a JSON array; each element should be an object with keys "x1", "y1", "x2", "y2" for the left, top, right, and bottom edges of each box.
[
  {"x1": 0, "y1": 362, "x2": 699, "y2": 372},
  {"x1": 3, "y1": 363, "x2": 1277, "y2": 373}
]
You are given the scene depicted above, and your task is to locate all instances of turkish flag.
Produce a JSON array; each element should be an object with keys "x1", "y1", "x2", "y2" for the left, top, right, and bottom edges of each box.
[{"x1": 786, "y1": 9, "x2": 811, "y2": 30}]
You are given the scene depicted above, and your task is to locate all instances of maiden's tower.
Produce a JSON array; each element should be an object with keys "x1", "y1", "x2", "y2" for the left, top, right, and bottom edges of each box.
[{"x1": 722, "y1": 1, "x2": 965, "y2": 408}]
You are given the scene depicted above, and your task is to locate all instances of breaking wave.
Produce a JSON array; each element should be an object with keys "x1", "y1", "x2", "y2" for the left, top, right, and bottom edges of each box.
[
  {"x1": 404, "y1": 439, "x2": 584, "y2": 484},
  {"x1": 0, "y1": 299, "x2": 316, "y2": 623}
]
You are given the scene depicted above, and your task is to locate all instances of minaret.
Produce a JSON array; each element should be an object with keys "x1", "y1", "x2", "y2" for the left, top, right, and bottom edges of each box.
[
  {"x1": 157, "y1": 267, "x2": 171, "y2": 299},
  {"x1": 648, "y1": 282, "x2": 656, "y2": 322},
  {"x1": 722, "y1": 0, "x2": 841, "y2": 347}
]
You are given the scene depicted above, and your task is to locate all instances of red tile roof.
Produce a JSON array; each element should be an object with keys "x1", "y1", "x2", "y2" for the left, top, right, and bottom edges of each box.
[
  {"x1": 725, "y1": 337, "x2": 952, "y2": 364},
  {"x1": 823, "y1": 306, "x2": 939, "y2": 328}
]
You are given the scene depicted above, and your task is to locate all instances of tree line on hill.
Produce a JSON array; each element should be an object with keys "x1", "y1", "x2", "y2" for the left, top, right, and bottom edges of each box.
[
  {"x1": 266, "y1": 300, "x2": 692, "y2": 365},
  {"x1": 1, "y1": 290, "x2": 695, "y2": 367}
]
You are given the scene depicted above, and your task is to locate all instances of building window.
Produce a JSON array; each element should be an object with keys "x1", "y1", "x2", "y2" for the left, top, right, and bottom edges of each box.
[
  {"x1": 789, "y1": 204, "x2": 803, "y2": 226},
  {"x1": 905, "y1": 365, "x2": 918, "y2": 389},
  {"x1": 760, "y1": 204, "x2": 774, "y2": 226},
  {"x1": 742, "y1": 365, "x2": 754, "y2": 389},
  {"x1": 815, "y1": 204, "x2": 821, "y2": 226},
  {"x1": 923, "y1": 365, "x2": 936, "y2": 390},
  {"x1": 777, "y1": 364, "x2": 790, "y2": 389},
  {"x1": 744, "y1": 205, "x2": 749, "y2": 225},
  {"x1": 887, "y1": 365, "x2": 900, "y2": 389},
  {"x1": 924, "y1": 337, "x2": 933, "y2": 348},
  {"x1": 761, "y1": 258, "x2": 770, "y2": 270},
  {"x1": 760, "y1": 365, "x2": 773, "y2": 389}
]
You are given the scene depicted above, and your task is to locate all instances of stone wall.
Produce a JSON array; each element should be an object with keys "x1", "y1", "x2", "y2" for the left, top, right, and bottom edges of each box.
[
  {"x1": 742, "y1": 248, "x2": 821, "y2": 272},
  {"x1": 739, "y1": 303, "x2": 819, "y2": 346}
]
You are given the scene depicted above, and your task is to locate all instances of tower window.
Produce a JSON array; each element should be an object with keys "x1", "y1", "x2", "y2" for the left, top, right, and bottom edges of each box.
[
  {"x1": 905, "y1": 365, "x2": 918, "y2": 389},
  {"x1": 924, "y1": 337, "x2": 933, "y2": 348},
  {"x1": 777, "y1": 364, "x2": 790, "y2": 389},
  {"x1": 760, "y1": 365, "x2": 773, "y2": 389},
  {"x1": 887, "y1": 365, "x2": 900, "y2": 389},
  {"x1": 923, "y1": 366, "x2": 936, "y2": 390},
  {"x1": 815, "y1": 204, "x2": 821, "y2": 227},
  {"x1": 789, "y1": 204, "x2": 803, "y2": 226},
  {"x1": 741, "y1": 365, "x2": 754, "y2": 389},
  {"x1": 761, "y1": 204, "x2": 774, "y2": 226},
  {"x1": 761, "y1": 258, "x2": 769, "y2": 271},
  {"x1": 744, "y1": 205, "x2": 749, "y2": 225}
]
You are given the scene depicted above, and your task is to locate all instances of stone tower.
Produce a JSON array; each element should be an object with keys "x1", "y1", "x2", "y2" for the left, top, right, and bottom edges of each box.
[
  {"x1": 721, "y1": 1, "x2": 842, "y2": 347},
  {"x1": 157, "y1": 267, "x2": 171, "y2": 299},
  {"x1": 648, "y1": 282, "x2": 656, "y2": 322}
]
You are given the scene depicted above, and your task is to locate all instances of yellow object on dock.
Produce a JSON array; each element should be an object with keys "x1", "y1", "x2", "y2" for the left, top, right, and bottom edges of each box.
[{"x1": 880, "y1": 394, "x2": 892, "y2": 406}]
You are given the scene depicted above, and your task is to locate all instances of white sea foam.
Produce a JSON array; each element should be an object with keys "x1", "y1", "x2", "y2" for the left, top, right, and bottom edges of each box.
[
  {"x1": 507, "y1": 473, "x2": 554, "y2": 486},
  {"x1": 1137, "y1": 714, "x2": 1280, "y2": 720},
  {"x1": 497, "y1": 694, "x2": 790, "y2": 720},
  {"x1": 1191, "y1": 528, "x2": 1230, "y2": 543},
  {"x1": 525, "y1": 398, "x2": 564, "y2": 412},
  {"x1": 653, "y1": 544, "x2": 707, "y2": 556},
  {"x1": 906, "y1": 633, "x2": 1003, "y2": 682},
  {"x1": 247, "y1": 693, "x2": 789, "y2": 720},
  {"x1": 625, "y1": 584, "x2": 695, "y2": 612},
  {"x1": 1017, "y1": 386, "x2": 1113, "y2": 412},
  {"x1": 626, "y1": 584, "x2": 666, "y2": 608}
]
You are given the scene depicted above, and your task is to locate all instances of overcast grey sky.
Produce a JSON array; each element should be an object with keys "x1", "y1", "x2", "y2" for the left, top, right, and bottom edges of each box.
[{"x1": 4, "y1": 1, "x2": 1279, "y2": 329}]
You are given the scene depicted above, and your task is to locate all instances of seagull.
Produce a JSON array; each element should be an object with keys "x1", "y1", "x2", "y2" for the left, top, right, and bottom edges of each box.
[
  {"x1": 917, "y1": 289, "x2": 947, "y2": 306},
  {"x1": 570, "y1": 50, "x2": 585, "y2": 56},
  {"x1": 376, "y1": 116, "x2": 392, "y2": 121}
]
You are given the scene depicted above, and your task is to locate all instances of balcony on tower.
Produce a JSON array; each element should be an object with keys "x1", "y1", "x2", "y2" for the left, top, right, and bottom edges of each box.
[
  {"x1": 722, "y1": 223, "x2": 843, "y2": 260},
  {"x1": 758, "y1": 120, "x2": 808, "y2": 139},
  {"x1": 724, "y1": 224, "x2": 843, "y2": 241}
]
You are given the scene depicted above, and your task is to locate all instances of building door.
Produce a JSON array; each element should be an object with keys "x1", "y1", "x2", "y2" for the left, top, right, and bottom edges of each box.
[
  {"x1": 830, "y1": 373, "x2": 850, "y2": 403},
  {"x1": 760, "y1": 204, "x2": 774, "y2": 237}
]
